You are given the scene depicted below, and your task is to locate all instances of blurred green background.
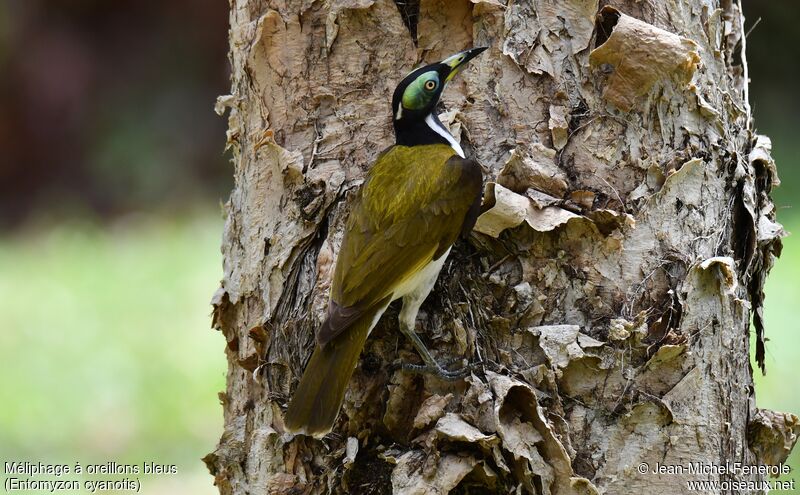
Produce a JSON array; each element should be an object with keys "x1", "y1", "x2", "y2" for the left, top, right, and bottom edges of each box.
[
  {"x1": 744, "y1": 2, "x2": 800, "y2": 490},
  {"x1": 0, "y1": 1, "x2": 230, "y2": 493},
  {"x1": 0, "y1": 1, "x2": 796, "y2": 493}
]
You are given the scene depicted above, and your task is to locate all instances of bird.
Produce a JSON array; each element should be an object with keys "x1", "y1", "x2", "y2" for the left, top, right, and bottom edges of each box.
[{"x1": 284, "y1": 47, "x2": 487, "y2": 438}]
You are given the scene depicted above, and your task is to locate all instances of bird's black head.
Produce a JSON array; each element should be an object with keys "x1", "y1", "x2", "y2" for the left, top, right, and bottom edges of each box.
[{"x1": 391, "y1": 47, "x2": 487, "y2": 150}]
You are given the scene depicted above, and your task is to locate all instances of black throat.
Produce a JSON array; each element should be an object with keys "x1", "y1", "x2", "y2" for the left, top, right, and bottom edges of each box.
[{"x1": 393, "y1": 112, "x2": 451, "y2": 148}]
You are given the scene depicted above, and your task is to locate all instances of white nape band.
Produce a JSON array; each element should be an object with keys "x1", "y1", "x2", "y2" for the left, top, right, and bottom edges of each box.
[
  {"x1": 424, "y1": 113, "x2": 465, "y2": 158},
  {"x1": 396, "y1": 103, "x2": 403, "y2": 120}
]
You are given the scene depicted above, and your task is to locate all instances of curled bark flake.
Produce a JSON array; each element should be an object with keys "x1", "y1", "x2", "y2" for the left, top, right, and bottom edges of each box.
[
  {"x1": 749, "y1": 135, "x2": 780, "y2": 190},
  {"x1": 475, "y1": 183, "x2": 633, "y2": 239},
  {"x1": 497, "y1": 144, "x2": 568, "y2": 198},
  {"x1": 589, "y1": 6, "x2": 701, "y2": 112},
  {"x1": 635, "y1": 343, "x2": 690, "y2": 397},
  {"x1": 549, "y1": 103, "x2": 570, "y2": 151},
  {"x1": 474, "y1": 183, "x2": 580, "y2": 237},
  {"x1": 530, "y1": 325, "x2": 583, "y2": 370},
  {"x1": 643, "y1": 343, "x2": 686, "y2": 371},
  {"x1": 739, "y1": 135, "x2": 784, "y2": 374},
  {"x1": 343, "y1": 437, "x2": 359, "y2": 468},
  {"x1": 383, "y1": 372, "x2": 427, "y2": 440},
  {"x1": 487, "y1": 372, "x2": 600, "y2": 495},
  {"x1": 214, "y1": 94, "x2": 237, "y2": 116},
  {"x1": 747, "y1": 409, "x2": 800, "y2": 469},
  {"x1": 413, "y1": 393, "x2": 453, "y2": 430},
  {"x1": 391, "y1": 450, "x2": 481, "y2": 495},
  {"x1": 660, "y1": 366, "x2": 707, "y2": 427},
  {"x1": 433, "y1": 413, "x2": 498, "y2": 446},
  {"x1": 654, "y1": 157, "x2": 705, "y2": 206},
  {"x1": 584, "y1": 209, "x2": 635, "y2": 236},
  {"x1": 697, "y1": 256, "x2": 739, "y2": 296}
]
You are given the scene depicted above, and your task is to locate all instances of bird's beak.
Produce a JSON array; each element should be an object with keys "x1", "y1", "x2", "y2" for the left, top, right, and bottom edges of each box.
[{"x1": 442, "y1": 46, "x2": 488, "y2": 83}]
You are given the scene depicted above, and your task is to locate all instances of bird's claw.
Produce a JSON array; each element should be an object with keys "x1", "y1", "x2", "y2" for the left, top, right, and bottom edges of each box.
[{"x1": 393, "y1": 359, "x2": 482, "y2": 381}]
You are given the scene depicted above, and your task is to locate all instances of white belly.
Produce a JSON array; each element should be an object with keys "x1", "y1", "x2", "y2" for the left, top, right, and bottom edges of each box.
[
  {"x1": 392, "y1": 247, "x2": 451, "y2": 300},
  {"x1": 366, "y1": 248, "x2": 452, "y2": 337}
]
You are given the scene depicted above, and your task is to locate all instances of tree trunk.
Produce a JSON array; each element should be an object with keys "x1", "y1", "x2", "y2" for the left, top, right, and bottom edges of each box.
[{"x1": 205, "y1": 1, "x2": 798, "y2": 494}]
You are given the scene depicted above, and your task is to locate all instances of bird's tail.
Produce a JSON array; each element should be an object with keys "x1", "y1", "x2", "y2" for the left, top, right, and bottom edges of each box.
[{"x1": 283, "y1": 308, "x2": 378, "y2": 438}]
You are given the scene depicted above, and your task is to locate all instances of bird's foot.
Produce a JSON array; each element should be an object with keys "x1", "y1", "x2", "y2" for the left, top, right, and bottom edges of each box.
[
  {"x1": 395, "y1": 321, "x2": 481, "y2": 380},
  {"x1": 393, "y1": 359, "x2": 481, "y2": 381}
]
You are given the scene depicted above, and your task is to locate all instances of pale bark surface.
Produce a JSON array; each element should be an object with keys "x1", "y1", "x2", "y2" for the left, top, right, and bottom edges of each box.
[{"x1": 205, "y1": 1, "x2": 798, "y2": 493}]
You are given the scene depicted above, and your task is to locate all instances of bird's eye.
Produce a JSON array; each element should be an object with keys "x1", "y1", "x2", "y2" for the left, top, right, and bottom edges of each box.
[
  {"x1": 424, "y1": 80, "x2": 437, "y2": 91},
  {"x1": 458, "y1": 56, "x2": 464, "y2": 62}
]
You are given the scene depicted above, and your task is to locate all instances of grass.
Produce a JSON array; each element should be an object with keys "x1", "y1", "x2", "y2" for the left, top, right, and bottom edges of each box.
[
  {"x1": 0, "y1": 211, "x2": 226, "y2": 494},
  {"x1": 0, "y1": 209, "x2": 797, "y2": 493}
]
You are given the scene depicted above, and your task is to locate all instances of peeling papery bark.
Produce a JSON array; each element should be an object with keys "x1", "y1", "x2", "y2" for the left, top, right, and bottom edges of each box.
[
  {"x1": 589, "y1": 6, "x2": 701, "y2": 112},
  {"x1": 206, "y1": 0, "x2": 796, "y2": 494}
]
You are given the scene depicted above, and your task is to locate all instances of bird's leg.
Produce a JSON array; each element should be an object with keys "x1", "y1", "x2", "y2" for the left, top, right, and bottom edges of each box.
[
  {"x1": 395, "y1": 294, "x2": 476, "y2": 381},
  {"x1": 397, "y1": 323, "x2": 475, "y2": 380}
]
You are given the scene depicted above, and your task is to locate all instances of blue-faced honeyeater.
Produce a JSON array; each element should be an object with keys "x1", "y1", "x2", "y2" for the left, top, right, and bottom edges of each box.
[{"x1": 284, "y1": 47, "x2": 487, "y2": 438}]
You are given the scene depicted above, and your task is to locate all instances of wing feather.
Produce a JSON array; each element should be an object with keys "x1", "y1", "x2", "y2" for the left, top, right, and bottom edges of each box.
[{"x1": 316, "y1": 145, "x2": 482, "y2": 345}]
